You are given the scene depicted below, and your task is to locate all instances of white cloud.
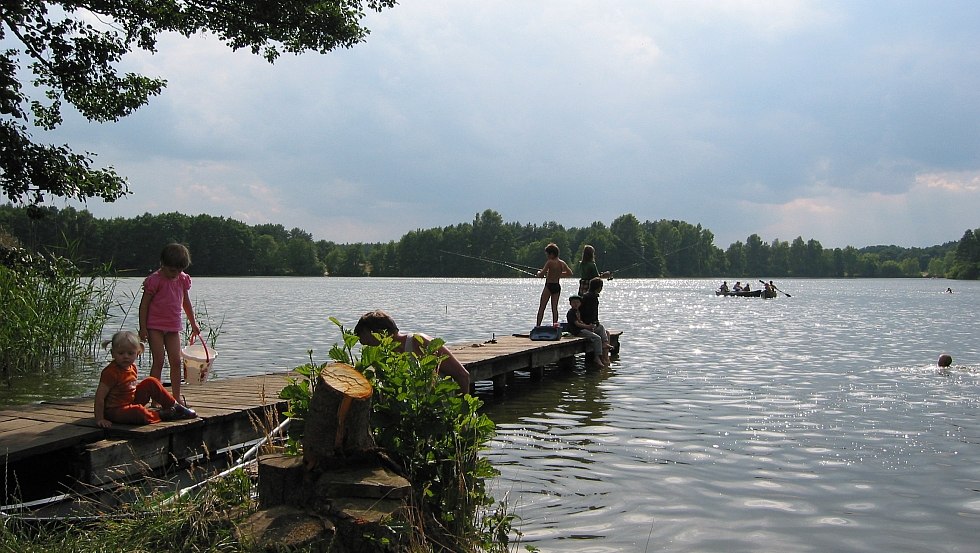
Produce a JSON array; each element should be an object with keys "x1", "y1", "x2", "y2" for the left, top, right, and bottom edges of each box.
[{"x1": 40, "y1": 1, "x2": 980, "y2": 249}]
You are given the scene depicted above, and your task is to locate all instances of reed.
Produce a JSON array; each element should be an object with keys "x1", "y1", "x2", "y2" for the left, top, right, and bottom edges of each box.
[{"x1": 0, "y1": 240, "x2": 115, "y2": 379}]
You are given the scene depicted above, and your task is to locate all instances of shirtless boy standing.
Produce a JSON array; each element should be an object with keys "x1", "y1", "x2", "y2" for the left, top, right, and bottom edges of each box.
[{"x1": 536, "y1": 243, "x2": 573, "y2": 327}]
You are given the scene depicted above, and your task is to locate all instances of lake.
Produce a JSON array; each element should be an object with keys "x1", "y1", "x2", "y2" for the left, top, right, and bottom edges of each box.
[{"x1": 6, "y1": 277, "x2": 980, "y2": 552}]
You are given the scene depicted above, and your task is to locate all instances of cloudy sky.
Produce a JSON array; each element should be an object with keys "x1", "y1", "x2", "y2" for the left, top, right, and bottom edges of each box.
[{"x1": 48, "y1": 1, "x2": 980, "y2": 248}]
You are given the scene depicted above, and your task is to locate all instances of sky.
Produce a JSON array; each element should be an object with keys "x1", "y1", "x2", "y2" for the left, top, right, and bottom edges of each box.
[{"x1": 42, "y1": 1, "x2": 980, "y2": 249}]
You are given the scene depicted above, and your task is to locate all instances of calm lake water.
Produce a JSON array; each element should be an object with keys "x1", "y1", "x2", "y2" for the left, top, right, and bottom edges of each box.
[{"x1": 8, "y1": 277, "x2": 980, "y2": 552}]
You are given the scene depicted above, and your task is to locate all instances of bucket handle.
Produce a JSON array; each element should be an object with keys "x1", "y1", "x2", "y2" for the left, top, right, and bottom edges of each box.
[{"x1": 188, "y1": 333, "x2": 211, "y2": 362}]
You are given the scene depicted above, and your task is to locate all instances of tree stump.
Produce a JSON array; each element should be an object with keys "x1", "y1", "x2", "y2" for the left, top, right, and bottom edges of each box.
[{"x1": 303, "y1": 363, "x2": 376, "y2": 470}]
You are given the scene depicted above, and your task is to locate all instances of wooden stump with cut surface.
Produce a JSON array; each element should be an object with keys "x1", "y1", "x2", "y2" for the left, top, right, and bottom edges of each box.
[{"x1": 303, "y1": 363, "x2": 376, "y2": 469}]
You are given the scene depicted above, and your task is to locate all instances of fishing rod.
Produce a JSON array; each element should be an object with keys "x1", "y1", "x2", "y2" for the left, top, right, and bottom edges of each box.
[
  {"x1": 605, "y1": 242, "x2": 699, "y2": 275},
  {"x1": 438, "y1": 250, "x2": 538, "y2": 276}
]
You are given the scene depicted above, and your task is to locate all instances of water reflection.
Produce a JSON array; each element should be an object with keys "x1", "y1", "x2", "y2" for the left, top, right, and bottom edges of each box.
[{"x1": 2, "y1": 278, "x2": 979, "y2": 552}]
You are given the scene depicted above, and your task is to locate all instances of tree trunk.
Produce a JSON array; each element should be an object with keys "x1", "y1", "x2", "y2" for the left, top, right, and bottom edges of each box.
[{"x1": 303, "y1": 363, "x2": 375, "y2": 470}]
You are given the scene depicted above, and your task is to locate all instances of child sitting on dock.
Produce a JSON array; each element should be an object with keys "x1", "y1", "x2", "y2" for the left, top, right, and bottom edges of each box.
[
  {"x1": 94, "y1": 331, "x2": 197, "y2": 428},
  {"x1": 580, "y1": 277, "x2": 612, "y2": 367},
  {"x1": 566, "y1": 295, "x2": 609, "y2": 369},
  {"x1": 536, "y1": 243, "x2": 573, "y2": 327}
]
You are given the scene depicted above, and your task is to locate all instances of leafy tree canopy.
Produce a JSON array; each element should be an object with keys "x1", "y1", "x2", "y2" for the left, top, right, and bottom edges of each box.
[{"x1": 0, "y1": 0, "x2": 396, "y2": 211}]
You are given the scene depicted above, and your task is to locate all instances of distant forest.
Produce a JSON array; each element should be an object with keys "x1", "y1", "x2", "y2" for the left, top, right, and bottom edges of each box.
[{"x1": 1, "y1": 205, "x2": 978, "y2": 280}]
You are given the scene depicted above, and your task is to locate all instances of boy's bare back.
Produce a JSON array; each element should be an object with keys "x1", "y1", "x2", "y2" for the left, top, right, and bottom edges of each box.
[{"x1": 541, "y1": 258, "x2": 572, "y2": 282}]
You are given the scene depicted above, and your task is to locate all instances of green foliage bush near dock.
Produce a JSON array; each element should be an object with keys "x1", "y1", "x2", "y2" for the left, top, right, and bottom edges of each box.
[{"x1": 277, "y1": 318, "x2": 518, "y2": 551}]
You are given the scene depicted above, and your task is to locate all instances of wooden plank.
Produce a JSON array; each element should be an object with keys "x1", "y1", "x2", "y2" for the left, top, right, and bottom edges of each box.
[
  {"x1": 0, "y1": 417, "x2": 44, "y2": 432},
  {"x1": 81, "y1": 436, "x2": 173, "y2": 486},
  {"x1": 0, "y1": 420, "x2": 103, "y2": 462},
  {"x1": 3, "y1": 332, "x2": 624, "y2": 492},
  {"x1": 172, "y1": 406, "x2": 283, "y2": 460},
  {"x1": 14, "y1": 409, "x2": 100, "y2": 427}
]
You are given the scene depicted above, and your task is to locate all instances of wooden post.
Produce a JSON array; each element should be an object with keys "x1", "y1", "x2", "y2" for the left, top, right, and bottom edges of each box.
[{"x1": 303, "y1": 363, "x2": 375, "y2": 470}]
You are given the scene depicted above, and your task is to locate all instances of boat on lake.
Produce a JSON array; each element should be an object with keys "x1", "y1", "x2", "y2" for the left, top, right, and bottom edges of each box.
[{"x1": 715, "y1": 289, "x2": 776, "y2": 298}]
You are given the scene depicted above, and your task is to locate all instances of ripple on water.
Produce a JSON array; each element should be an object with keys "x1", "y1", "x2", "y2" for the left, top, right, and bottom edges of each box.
[{"x1": 73, "y1": 277, "x2": 980, "y2": 552}]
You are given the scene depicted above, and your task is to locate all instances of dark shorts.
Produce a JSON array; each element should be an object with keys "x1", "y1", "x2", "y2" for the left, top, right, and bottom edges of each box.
[{"x1": 546, "y1": 282, "x2": 561, "y2": 294}]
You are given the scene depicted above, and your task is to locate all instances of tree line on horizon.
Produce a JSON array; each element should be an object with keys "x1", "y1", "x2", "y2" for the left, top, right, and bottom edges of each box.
[{"x1": 1, "y1": 205, "x2": 976, "y2": 280}]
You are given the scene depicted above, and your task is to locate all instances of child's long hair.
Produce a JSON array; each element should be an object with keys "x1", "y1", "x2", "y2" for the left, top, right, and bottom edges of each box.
[{"x1": 580, "y1": 245, "x2": 595, "y2": 264}]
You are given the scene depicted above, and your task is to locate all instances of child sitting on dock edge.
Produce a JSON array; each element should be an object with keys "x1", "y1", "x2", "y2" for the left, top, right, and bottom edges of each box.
[
  {"x1": 94, "y1": 331, "x2": 197, "y2": 428},
  {"x1": 566, "y1": 295, "x2": 610, "y2": 370}
]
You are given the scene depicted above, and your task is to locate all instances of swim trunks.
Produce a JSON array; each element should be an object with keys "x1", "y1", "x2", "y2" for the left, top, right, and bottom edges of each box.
[{"x1": 546, "y1": 282, "x2": 561, "y2": 294}]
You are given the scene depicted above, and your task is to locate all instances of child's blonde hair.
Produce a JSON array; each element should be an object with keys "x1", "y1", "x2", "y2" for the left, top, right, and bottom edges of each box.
[{"x1": 102, "y1": 330, "x2": 142, "y2": 352}]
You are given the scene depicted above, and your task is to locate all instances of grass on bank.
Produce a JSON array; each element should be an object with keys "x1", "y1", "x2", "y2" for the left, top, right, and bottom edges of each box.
[{"x1": 0, "y1": 469, "x2": 256, "y2": 553}]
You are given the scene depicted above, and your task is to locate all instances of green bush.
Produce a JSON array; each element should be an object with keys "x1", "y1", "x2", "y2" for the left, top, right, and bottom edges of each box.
[{"x1": 278, "y1": 318, "x2": 517, "y2": 552}]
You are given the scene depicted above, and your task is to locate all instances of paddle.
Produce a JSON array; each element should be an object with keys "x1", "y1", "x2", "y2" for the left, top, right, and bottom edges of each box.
[{"x1": 760, "y1": 279, "x2": 792, "y2": 297}]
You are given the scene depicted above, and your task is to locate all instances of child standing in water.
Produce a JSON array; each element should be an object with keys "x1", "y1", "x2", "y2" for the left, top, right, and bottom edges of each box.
[
  {"x1": 536, "y1": 243, "x2": 573, "y2": 327},
  {"x1": 94, "y1": 331, "x2": 197, "y2": 428},
  {"x1": 139, "y1": 243, "x2": 200, "y2": 406}
]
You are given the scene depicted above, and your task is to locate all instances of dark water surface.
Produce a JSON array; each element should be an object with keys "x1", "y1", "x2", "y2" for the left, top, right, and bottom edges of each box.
[{"x1": 6, "y1": 277, "x2": 979, "y2": 552}]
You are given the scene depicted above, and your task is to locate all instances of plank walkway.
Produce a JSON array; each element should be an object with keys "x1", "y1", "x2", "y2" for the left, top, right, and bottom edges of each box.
[{"x1": 1, "y1": 331, "x2": 620, "y2": 503}]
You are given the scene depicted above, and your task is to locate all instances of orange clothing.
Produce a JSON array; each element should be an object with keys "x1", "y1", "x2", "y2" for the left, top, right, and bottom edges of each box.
[
  {"x1": 99, "y1": 362, "x2": 174, "y2": 425},
  {"x1": 100, "y1": 362, "x2": 140, "y2": 409}
]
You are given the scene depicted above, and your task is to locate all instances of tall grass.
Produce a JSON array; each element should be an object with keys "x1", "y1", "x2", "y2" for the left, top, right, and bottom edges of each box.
[
  {"x1": 0, "y1": 242, "x2": 115, "y2": 380},
  {"x1": 0, "y1": 469, "x2": 256, "y2": 553}
]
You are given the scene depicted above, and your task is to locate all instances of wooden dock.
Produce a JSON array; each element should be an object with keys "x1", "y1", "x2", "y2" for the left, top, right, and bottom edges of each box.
[{"x1": 1, "y1": 331, "x2": 620, "y2": 503}]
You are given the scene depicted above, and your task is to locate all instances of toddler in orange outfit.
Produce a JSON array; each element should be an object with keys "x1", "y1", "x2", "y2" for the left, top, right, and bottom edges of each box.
[{"x1": 94, "y1": 331, "x2": 196, "y2": 428}]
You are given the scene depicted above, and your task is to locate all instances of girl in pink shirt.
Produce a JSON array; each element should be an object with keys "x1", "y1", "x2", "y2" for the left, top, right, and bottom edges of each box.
[{"x1": 139, "y1": 243, "x2": 200, "y2": 405}]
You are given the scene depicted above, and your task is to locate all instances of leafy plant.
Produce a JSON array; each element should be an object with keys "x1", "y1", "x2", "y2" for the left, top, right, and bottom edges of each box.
[{"x1": 277, "y1": 316, "x2": 518, "y2": 551}]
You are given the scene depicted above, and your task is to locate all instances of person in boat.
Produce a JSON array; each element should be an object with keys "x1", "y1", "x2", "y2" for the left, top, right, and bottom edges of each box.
[
  {"x1": 578, "y1": 244, "x2": 612, "y2": 295},
  {"x1": 566, "y1": 294, "x2": 609, "y2": 369},
  {"x1": 742, "y1": 283, "x2": 751, "y2": 292},
  {"x1": 719, "y1": 281, "x2": 730, "y2": 294},
  {"x1": 94, "y1": 331, "x2": 197, "y2": 428},
  {"x1": 579, "y1": 277, "x2": 611, "y2": 367},
  {"x1": 354, "y1": 310, "x2": 471, "y2": 391},
  {"x1": 733, "y1": 281, "x2": 743, "y2": 292},
  {"x1": 535, "y1": 243, "x2": 573, "y2": 327},
  {"x1": 764, "y1": 281, "x2": 774, "y2": 295}
]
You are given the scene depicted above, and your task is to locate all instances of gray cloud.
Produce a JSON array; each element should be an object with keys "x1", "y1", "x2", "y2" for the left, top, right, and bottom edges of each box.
[{"x1": 42, "y1": 1, "x2": 980, "y2": 248}]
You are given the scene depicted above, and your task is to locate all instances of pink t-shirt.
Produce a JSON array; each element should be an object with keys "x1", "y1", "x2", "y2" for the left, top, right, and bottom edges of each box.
[{"x1": 143, "y1": 270, "x2": 191, "y2": 332}]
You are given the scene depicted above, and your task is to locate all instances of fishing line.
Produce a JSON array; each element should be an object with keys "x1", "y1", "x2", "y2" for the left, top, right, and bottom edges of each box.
[
  {"x1": 606, "y1": 240, "x2": 698, "y2": 275},
  {"x1": 438, "y1": 250, "x2": 538, "y2": 276}
]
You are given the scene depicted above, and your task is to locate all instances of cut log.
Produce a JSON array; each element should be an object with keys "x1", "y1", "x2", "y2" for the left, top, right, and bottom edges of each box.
[{"x1": 303, "y1": 363, "x2": 376, "y2": 469}]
